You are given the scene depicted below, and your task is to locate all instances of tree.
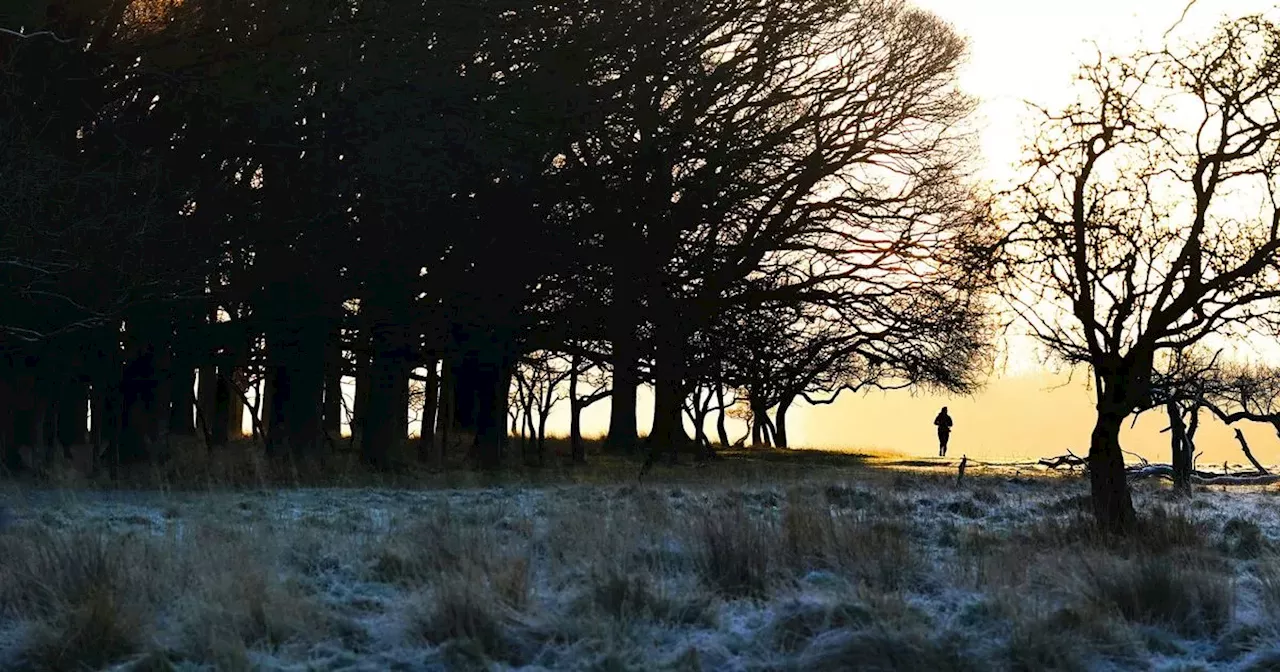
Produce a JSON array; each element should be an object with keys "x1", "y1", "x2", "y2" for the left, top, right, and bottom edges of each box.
[
  {"x1": 999, "y1": 15, "x2": 1280, "y2": 530},
  {"x1": 509, "y1": 351, "x2": 571, "y2": 464},
  {"x1": 714, "y1": 284, "x2": 991, "y2": 450},
  {"x1": 560, "y1": 0, "x2": 986, "y2": 456}
]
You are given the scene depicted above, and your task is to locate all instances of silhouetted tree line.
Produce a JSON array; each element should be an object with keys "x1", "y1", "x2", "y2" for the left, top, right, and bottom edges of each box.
[{"x1": 0, "y1": 0, "x2": 992, "y2": 476}]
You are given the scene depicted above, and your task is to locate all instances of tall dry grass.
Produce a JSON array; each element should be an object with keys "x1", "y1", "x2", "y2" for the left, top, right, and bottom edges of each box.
[{"x1": 0, "y1": 462, "x2": 1269, "y2": 671}]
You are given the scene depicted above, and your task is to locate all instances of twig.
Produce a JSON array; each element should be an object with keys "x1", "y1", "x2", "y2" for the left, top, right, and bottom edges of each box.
[
  {"x1": 0, "y1": 27, "x2": 76, "y2": 44},
  {"x1": 1163, "y1": 0, "x2": 1200, "y2": 39}
]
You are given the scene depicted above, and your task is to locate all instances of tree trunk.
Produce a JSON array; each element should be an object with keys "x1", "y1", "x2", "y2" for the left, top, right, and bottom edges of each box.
[
  {"x1": 362, "y1": 291, "x2": 411, "y2": 470},
  {"x1": 1186, "y1": 406, "x2": 1200, "y2": 474},
  {"x1": 322, "y1": 327, "x2": 343, "y2": 436},
  {"x1": 570, "y1": 353, "x2": 585, "y2": 464},
  {"x1": 691, "y1": 396, "x2": 709, "y2": 449},
  {"x1": 451, "y1": 354, "x2": 480, "y2": 436},
  {"x1": 1089, "y1": 400, "x2": 1137, "y2": 531},
  {"x1": 1167, "y1": 402, "x2": 1191, "y2": 495},
  {"x1": 211, "y1": 365, "x2": 232, "y2": 447},
  {"x1": 750, "y1": 399, "x2": 773, "y2": 448},
  {"x1": 196, "y1": 304, "x2": 218, "y2": 442},
  {"x1": 605, "y1": 303, "x2": 640, "y2": 452},
  {"x1": 265, "y1": 306, "x2": 329, "y2": 461},
  {"x1": 58, "y1": 381, "x2": 88, "y2": 449},
  {"x1": 471, "y1": 352, "x2": 512, "y2": 470},
  {"x1": 716, "y1": 384, "x2": 730, "y2": 447},
  {"x1": 435, "y1": 357, "x2": 452, "y2": 466},
  {"x1": 197, "y1": 363, "x2": 217, "y2": 442},
  {"x1": 521, "y1": 390, "x2": 533, "y2": 456},
  {"x1": 260, "y1": 368, "x2": 275, "y2": 438},
  {"x1": 118, "y1": 341, "x2": 157, "y2": 465},
  {"x1": 227, "y1": 368, "x2": 247, "y2": 440},
  {"x1": 537, "y1": 399, "x2": 549, "y2": 466},
  {"x1": 418, "y1": 355, "x2": 439, "y2": 462},
  {"x1": 151, "y1": 339, "x2": 174, "y2": 456},
  {"x1": 169, "y1": 366, "x2": 195, "y2": 436},
  {"x1": 647, "y1": 322, "x2": 688, "y2": 463},
  {"x1": 775, "y1": 395, "x2": 795, "y2": 449},
  {"x1": 351, "y1": 327, "x2": 371, "y2": 441}
]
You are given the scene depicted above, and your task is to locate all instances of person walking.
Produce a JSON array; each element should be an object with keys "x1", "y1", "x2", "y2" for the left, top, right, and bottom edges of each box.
[{"x1": 934, "y1": 407, "x2": 953, "y2": 457}]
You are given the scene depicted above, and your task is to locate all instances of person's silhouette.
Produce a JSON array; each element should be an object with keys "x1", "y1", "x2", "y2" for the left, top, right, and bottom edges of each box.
[{"x1": 934, "y1": 407, "x2": 953, "y2": 457}]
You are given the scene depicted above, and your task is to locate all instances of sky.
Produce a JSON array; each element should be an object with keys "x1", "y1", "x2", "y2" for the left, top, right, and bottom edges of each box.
[
  {"x1": 913, "y1": 0, "x2": 1276, "y2": 184},
  {"x1": 535, "y1": 0, "x2": 1280, "y2": 467}
]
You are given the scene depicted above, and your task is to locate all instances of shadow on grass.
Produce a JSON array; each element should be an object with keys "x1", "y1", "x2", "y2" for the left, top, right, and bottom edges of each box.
[{"x1": 1, "y1": 435, "x2": 1040, "y2": 494}]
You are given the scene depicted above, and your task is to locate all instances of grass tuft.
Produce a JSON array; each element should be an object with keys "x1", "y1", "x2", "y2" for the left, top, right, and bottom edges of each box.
[
  {"x1": 410, "y1": 581, "x2": 534, "y2": 666},
  {"x1": 695, "y1": 501, "x2": 774, "y2": 597},
  {"x1": 1080, "y1": 555, "x2": 1233, "y2": 637}
]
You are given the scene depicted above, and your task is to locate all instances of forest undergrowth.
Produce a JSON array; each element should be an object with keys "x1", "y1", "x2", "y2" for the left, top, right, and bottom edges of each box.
[{"x1": 3, "y1": 447, "x2": 1280, "y2": 671}]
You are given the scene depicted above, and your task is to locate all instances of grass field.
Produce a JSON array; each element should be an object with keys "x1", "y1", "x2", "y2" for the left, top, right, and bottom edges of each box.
[{"x1": 3, "y1": 447, "x2": 1280, "y2": 671}]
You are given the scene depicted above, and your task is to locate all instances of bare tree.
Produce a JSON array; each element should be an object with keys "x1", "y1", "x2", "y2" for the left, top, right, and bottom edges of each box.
[
  {"x1": 999, "y1": 15, "x2": 1280, "y2": 530},
  {"x1": 509, "y1": 351, "x2": 573, "y2": 465},
  {"x1": 566, "y1": 346, "x2": 611, "y2": 464}
]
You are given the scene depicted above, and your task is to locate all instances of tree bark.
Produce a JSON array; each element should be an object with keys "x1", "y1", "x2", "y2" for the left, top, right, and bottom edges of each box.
[
  {"x1": 605, "y1": 296, "x2": 640, "y2": 452},
  {"x1": 570, "y1": 353, "x2": 585, "y2": 464},
  {"x1": 197, "y1": 362, "x2": 217, "y2": 442},
  {"x1": 322, "y1": 326, "x2": 344, "y2": 436},
  {"x1": 1089, "y1": 400, "x2": 1137, "y2": 531},
  {"x1": 362, "y1": 290, "x2": 411, "y2": 470},
  {"x1": 227, "y1": 368, "x2": 246, "y2": 440},
  {"x1": 691, "y1": 396, "x2": 709, "y2": 450},
  {"x1": 451, "y1": 353, "x2": 480, "y2": 435},
  {"x1": 211, "y1": 364, "x2": 232, "y2": 447},
  {"x1": 151, "y1": 338, "x2": 174, "y2": 454},
  {"x1": 716, "y1": 384, "x2": 730, "y2": 447},
  {"x1": 418, "y1": 355, "x2": 439, "y2": 462},
  {"x1": 265, "y1": 328, "x2": 327, "y2": 459},
  {"x1": 169, "y1": 366, "x2": 195, "y2": 436},
  {"x1": 471, "y1": 352, "x2": 513, "y2": 470},
  {"x1": 351, "y1": 325, "x2": 371, "y2": 441},
  {"x1": 260, "y1": 368, "x2": 274, "y2": 438},
  {"x1": 435, "y1": 357, "x2": 452, "y2": 466},
  {"x1": 537, "y1": 396, "x2": 550, "y2": 466},
  {"x1": 1167, "y1": 402, "x2": 1190, "y2": 495},
  {"x1": 775, "y1": 394, "x2": 795, "y2": 449},
  {"x1": 750, "y1": 398, "x2": 773, "y2": 448},
  {"x1": 647, "y1": 321, "x2": 688, "y2": 463},
  {"x1": 117, "y1": 339, "x2": 157, "y2": 465}
]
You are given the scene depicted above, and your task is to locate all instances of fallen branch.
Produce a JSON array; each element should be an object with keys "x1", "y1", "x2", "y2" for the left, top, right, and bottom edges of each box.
[
  {"x1": 1126, "y1": 464, "x2": 1280, "y2": 486},
  {"x1": 1039, "y1": 451, "x2": 1087, "y2": 469}
]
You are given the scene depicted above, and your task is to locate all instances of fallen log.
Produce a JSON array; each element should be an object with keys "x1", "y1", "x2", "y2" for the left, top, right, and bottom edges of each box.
[{"x1": 1126, "y1": 464, "x2": 1280, "y2": 486}]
